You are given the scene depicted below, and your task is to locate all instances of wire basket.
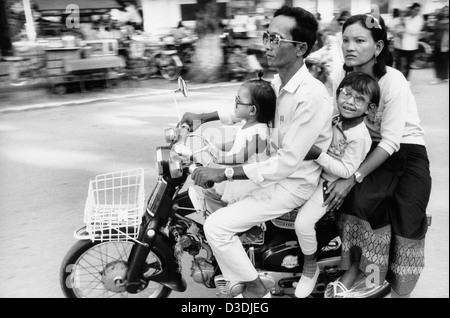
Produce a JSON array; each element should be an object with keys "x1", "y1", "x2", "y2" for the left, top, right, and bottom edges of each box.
[{"x1": 83, "y1": 168, "x2": 145, "y2": 242}]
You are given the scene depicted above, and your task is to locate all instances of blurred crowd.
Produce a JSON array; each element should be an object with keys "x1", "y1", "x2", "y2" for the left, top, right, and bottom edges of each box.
[
  {"x1": 306, "y1": 3, "x2": 449, "y2": 86},
  {"x1": 387, "y1": 3, "x2": 449, "y2": 84},
  {"x1": 3, "y1": 2, "x2": 449, "y2": 86}
]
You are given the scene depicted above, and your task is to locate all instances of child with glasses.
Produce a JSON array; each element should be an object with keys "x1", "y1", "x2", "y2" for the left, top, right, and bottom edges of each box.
[
  {"x1": 294, "y1": 72, "x2": 380, "y2": 298},
  {"x1": 189, "y1": 72, "x2": 276, "y2": 211}
]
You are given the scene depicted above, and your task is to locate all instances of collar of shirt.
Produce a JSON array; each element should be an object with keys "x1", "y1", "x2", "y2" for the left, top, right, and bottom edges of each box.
[
  {"x1": 272, "y1": 64, "x2": 309, "y2": 95},
  {"x1": 333, "y1": 114, "x2": 364, "y2": 132}
]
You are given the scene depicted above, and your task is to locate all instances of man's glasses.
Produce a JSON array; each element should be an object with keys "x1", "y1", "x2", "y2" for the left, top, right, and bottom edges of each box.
[
  {"x1": 262, "y1": 31, "x2": 305, "y2": 48},
  {"x1": 339, "y1": 88, "x2": 370, "y2": 106},
  {"x1": 235, "y1": 96, "x2": 254, "y2": 109}
]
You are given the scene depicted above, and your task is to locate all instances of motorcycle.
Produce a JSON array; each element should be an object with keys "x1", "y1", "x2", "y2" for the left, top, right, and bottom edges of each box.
[
  {"x1": 118, "y1": 35, "x2": 183, "y2": 81},
  {"x1": 163, "y1": 35, "x2": 197, "y2": 75},
  {"x1": 60, "y1": 77, "x2": 393, "y2": 298}
]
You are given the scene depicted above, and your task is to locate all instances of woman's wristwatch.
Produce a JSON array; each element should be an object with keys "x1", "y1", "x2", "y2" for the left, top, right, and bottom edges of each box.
[{"x1": 354, "y1": 171, "x2": 364, "y2": 183}]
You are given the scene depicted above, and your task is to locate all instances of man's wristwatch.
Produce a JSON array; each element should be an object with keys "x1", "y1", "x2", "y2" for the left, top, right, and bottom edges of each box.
[
  {"x1": 354, "y1": 171, "x2": 364, "y2": 183},
  {"x1": 224, "y1": 167, "x2": 234, "y2": 181}
]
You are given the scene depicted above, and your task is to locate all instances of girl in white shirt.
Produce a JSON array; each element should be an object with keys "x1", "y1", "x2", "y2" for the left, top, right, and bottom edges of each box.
[
  {"x1": 211, "y1": 76, "x2": 276, "y2": 204},
  {"x1": 189, "y1": 74, "x2": 276, "y2": 213},
  {"x1": 294, "y1": 72, "x2": 380, "y2": 298}
]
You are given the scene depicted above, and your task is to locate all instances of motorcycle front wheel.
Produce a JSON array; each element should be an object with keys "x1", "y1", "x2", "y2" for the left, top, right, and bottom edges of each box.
[{"x1": 60, "y1": 240, "x2": 172, "y2": 298}]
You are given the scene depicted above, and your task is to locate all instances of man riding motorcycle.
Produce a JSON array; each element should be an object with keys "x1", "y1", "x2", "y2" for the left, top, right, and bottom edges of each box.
[{"x1": 179, "y1": 5, "x2": 333, "y2": 298}]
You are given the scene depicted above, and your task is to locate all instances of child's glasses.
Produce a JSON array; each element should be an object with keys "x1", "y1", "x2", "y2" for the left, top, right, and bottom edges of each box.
[
  {"x1": 339, "y1": 88, "x2": 370, "y2": 106},
  {"x1": 235, "y1": 96, "x2": 254, "y2": 109},
  {"x1": 262, "y1": 31, "x2": 305, "y2": 48}
]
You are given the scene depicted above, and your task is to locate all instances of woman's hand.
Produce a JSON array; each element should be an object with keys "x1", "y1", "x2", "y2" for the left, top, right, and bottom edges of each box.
[{"x1": 323, "y1": 177, "x2": 357, "y2": 211}]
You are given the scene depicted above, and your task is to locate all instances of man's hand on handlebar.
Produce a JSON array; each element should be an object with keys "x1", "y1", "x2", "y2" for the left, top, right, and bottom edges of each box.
[{"x1": 191, "y1": 167, "x2": 226, "y2": 189}]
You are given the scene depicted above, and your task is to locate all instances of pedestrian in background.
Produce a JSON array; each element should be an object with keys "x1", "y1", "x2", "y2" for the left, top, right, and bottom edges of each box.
[
  {"x1": 388, "y1": 8, "x2": 405, "y2": 69},
  {"x1": 430, "y1": 6, "x2": 449, "y2": 84},
  {"x1": 396, "y1": 3, "x2": 424, "y2": 83}
]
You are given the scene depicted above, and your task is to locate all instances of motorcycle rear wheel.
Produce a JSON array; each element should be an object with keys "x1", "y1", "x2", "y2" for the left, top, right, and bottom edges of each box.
[{"x1": 60, "y1": 240, "x2": 171, "y2": 298}]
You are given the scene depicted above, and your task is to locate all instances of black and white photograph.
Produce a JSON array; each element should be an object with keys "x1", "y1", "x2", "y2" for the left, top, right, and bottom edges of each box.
[{"x1": 0, "y1": 0, "x2": 448, "y2": 301}]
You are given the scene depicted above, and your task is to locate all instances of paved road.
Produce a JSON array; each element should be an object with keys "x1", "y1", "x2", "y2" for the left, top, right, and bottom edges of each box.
[{"x1": 0, "y1": 68, "x2": 448, "y2": 298}]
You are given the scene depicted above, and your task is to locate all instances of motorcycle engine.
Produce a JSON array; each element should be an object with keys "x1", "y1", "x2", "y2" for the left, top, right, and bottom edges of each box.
[{"x1": 190, "y1": 257, "x2": 215, "y2": 285}]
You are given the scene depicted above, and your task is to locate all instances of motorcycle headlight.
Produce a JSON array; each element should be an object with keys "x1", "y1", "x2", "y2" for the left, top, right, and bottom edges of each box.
[{"x1": 154, "y1": 145, "x2": 184, "y2": 180}]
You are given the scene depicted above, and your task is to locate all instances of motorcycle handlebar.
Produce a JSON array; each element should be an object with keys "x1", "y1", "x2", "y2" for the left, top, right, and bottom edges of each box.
[
  {"x1": 178, "y1": 124, "x2": 190, "y2": 145},
  {"x1": 188, "y1": 164, "x2": 214, "y2": 188}
]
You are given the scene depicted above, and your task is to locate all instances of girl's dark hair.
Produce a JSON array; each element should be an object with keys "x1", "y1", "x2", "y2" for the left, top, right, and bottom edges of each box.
[
  {"x1": 336, "y1": 72, "x2": 381, "y2": 107},
  {"x1": 274, "y1": 5, "x2": 318, "y2": 57},
  {"x1": 341, "y1": 14, "x2": 389, "y2": 78},
  {"x1": 243, "y1": 71, "x2": 276, "y2": 125}
]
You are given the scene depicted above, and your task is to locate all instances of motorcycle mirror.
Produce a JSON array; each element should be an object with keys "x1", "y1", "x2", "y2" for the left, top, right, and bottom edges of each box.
[
  {"x1": 173, "y1": 77, "x2": 188, "y2": 121},
  {"x1": 177, "y1": 77, "x2": 188, "y2": 98}
]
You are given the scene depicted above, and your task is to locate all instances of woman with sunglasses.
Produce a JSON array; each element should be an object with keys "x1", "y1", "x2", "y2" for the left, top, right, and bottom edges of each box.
[{"x1": 324, "y1": 14, "x2": 432, "y2": 298}]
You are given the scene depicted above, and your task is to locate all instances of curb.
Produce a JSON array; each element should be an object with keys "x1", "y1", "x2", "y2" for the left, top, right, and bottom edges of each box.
[{"x1": 0, "y1": 81, "x2": 242, "y2": 114}]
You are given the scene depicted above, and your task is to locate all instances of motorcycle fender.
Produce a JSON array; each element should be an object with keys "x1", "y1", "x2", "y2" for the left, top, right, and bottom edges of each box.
[
  {"x1": 148, "y1": 233, "x2": 187, "y2": 292},
  {"x1": 127, "y1": 217, "x2": 187, "y2": 293}
]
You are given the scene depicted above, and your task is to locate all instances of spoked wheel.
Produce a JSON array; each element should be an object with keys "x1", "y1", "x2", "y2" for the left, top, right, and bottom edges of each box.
[
  {"x1": 60, "y1": 240, "x2": 171, "y2": 298},
  {"x1": 159, "y1": 54, "x2": 181, "y2": 81}
]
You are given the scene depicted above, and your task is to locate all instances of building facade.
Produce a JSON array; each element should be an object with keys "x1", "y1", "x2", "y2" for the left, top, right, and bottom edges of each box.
[{"x1": 140, "y1": 0, "x2": 449, "y2": 34}]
